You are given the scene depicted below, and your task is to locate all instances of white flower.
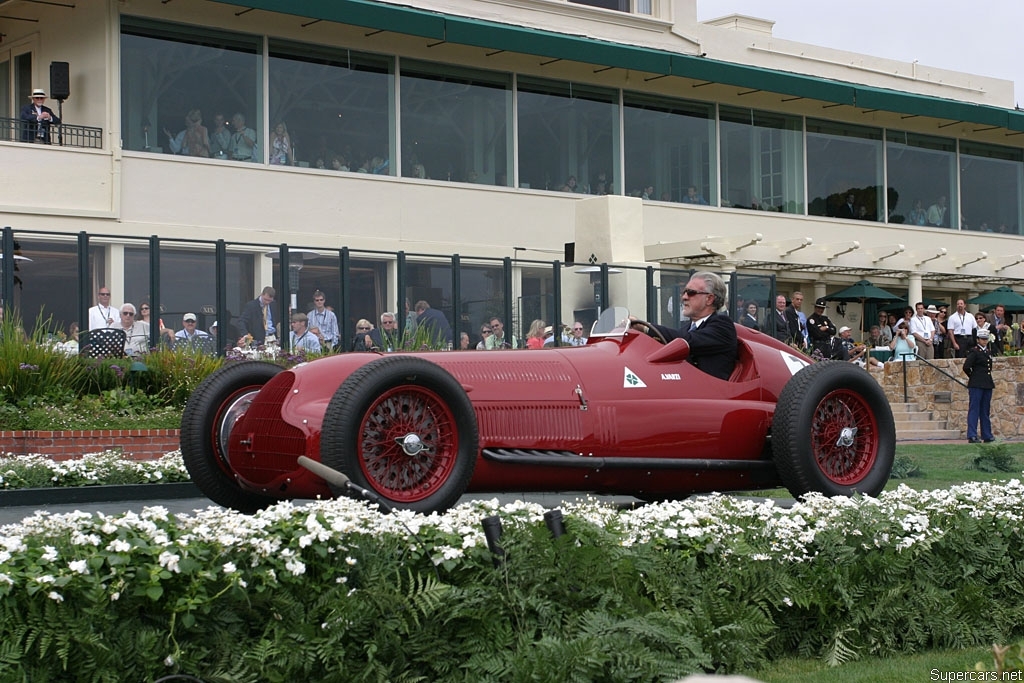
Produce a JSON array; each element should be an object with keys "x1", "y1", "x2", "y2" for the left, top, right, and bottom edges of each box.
[
  {"x1": 68, "y1": 560, "x2": 89, "y2": 575},
  {"x1": 222, "y1": 562, "x2": 237, "y2": 574},
  {"x1": 158, "y1": 551, "x2": 181, "y2": 573},
  {"x1": 107, "y1": 539, "x2": 131, "y2": 553},
  {"x1": 47, "y1": 591, "x2": 64, "y2": 603},
  {"x1": 40, "y1": 545, "x2": 58, "y2": 562}
]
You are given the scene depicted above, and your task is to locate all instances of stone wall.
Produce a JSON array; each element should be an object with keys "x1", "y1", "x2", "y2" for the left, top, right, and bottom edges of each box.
[
  {"x1": 876, "y1": 356, "x2": 1024, "y2": 439},
  {"x1": 0, "y1": 430, "x2": 180, "y2": 460}
]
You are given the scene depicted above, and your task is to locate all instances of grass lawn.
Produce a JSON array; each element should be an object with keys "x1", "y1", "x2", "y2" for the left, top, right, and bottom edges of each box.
[
  {"x1": 737, "y1": 441, "x2": 1024, "y2": 499},
  {"x1": 738, "y1": 441, "x2": 1023, "y2": 682},
  {"x1": 747, "y1": 645, "x2": 996, "y2": 682}
]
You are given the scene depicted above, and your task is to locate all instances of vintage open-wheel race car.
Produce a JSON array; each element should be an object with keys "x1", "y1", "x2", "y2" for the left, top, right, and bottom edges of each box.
[{"x1": 180, "y1": 308, "x2": 896, "y2": 514}]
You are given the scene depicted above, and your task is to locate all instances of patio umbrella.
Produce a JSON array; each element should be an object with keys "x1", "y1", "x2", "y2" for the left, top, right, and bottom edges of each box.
[
  {"x1": 880, "y1": 293, "x2": 948, "y2": 314},
  {"x1": 967, "y1": 286, "x2": 1024, "y2": 313},
  {"x1": 826, "y1": 279, "x2": 902, "y2": 340}
]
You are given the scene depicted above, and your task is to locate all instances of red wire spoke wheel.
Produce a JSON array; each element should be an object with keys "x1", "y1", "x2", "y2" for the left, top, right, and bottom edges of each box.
[
  {"x1": 773, "y1": 361, "x2": 895, "y2": 497},
  {"x1": 322, "y1": 356, "x2": 478, "y2": 513},
  {"x1": 357, "y1": 384, "x2": 459, "y2": 502}
]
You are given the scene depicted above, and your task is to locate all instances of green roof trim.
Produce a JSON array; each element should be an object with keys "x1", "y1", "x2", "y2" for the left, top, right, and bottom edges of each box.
[{"x1": 214, "y1": 0, "x2": 1024, "y2": 132}]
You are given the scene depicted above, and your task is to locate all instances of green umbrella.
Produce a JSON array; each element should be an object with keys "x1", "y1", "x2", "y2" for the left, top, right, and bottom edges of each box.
[
  {"x1": 967, "y1": 286, "x2": 1024, "y2": 313},
  {"x1": 826, "y1": 280, "x2": 902, "y2": 339}
]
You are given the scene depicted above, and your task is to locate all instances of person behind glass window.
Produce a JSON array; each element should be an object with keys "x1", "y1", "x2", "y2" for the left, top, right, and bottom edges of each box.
[
  {"x1": 139, "y1": 301, "x2": 175, "y2": 345},
  {"x1": 237, "y1": 286, "x2": 276, "y2": 346},
  {"x1": 569, "y1": 321, "x2": 588, "y2": 347},
  {"x1": 88, "y1": 287, "x2": 116, "y2": 330},
  {"x1": 927, "y1": 196, "x2": 948, "y2": 227},
  {"x1": 476, "y1": 324, "x2": 492, "y2": 350},
  {"x1": 907, "y1": 198, "x2": 927, "y2": 226},
  {"x1": 229, "y1": 113, "x2": 257, "y2": 162},
  {"x1": 269, "y1": 122, "x2": 295, "y2": 166},
  {"x1": 19, "y1": 88, "x2": 60, "y2": 144},
  {"x1": 289, "y1": 312, "x2": 322, "y2": 354},
  {"x1": 165, "y1": 108, "x2": 210, "y2": 158},
  {"x1": 174, "y1": 312, "x2": 212, "y2": 350},
  {"x1": 485, "y1": 316, "x2": 519, "y2": 349},
  {"x1": 368, "y1": 311, "x2": 400, "y2": 352},
  {"x1": 119, "y1": 303, "x2": 150, "y2": 356},
  {"x1": 525, "y1": 319, "x2": 546, "y2": 349},
  {"x1": 681, "y1": 185, "x2": 708, "y2": 205},
  {"x1": 459, "y1": 331, "x2": 471, "y2": 350},
  {"x1": 307, "y1": 290, "x2": 339, "y2": 350},
  {"x1": 209, "y1": 112, "x2": 231, "y2": 159},
  {"x1": 351, "y1": 318, "x2": 375, "y2": 351}
]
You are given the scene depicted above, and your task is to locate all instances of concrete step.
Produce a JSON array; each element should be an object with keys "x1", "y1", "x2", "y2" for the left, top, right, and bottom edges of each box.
[
  {"x1": 897, "y1": 428, "x2": 963, "y2": 441},
  {"x1": 890, "y1": 401, "x2": 962, "y2": 441}
]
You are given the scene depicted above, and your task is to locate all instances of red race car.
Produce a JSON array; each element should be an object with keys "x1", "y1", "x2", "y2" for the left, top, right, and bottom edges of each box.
[{"x1": 180, "y1": 309, "x2": 895, "y2": 513}]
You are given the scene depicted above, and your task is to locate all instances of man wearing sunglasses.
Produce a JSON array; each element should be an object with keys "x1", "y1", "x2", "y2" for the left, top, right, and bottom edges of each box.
[{"x1": 631, "y1": 271, "x2": 737, "y2": 381}]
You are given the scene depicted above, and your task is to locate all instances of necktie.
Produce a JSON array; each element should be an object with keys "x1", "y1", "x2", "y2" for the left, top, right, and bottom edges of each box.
[
  {"x1": 689, "y1": 321, "x2": 697, "y2": 332},
  {"x1": 262, "y1": 305, "x2": 268, "y2": 332}
]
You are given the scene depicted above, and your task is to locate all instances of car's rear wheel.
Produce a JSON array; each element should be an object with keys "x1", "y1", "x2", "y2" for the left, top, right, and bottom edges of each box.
[
  {"x1": 320, "y1": 356, "x2": 478, "y2": 513},
  {"x1": 180, "y1": 361, "x2": 283, "y2": 513},
  {"x1": 772, "y1": 361, "x2": 895, "y2": 497}
]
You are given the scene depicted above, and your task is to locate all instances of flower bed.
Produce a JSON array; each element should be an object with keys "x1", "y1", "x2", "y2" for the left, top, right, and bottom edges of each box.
[{"x1": 2, "y1": 481, "x2": 1024, "y2": 680}]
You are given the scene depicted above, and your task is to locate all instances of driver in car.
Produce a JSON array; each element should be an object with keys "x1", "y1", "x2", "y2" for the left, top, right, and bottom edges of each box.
[{"x1": 632, "y1": 271, "x2": 737, "y2": 380}]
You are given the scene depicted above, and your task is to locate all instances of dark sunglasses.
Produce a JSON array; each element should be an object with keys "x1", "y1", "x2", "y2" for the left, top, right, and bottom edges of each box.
[{"x1": 683, "y1": 289, "x2": 709, "y2": 297}]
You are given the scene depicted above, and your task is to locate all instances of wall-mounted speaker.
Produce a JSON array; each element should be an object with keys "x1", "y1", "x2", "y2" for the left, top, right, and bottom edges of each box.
[{"x1": 49, "y1": 61, "x2": 70, "y2": 101}]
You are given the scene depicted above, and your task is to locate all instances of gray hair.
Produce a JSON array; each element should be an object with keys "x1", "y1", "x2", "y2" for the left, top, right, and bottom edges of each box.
[
  {"x1": 120, "y1": 303, "x2": 136, "y2": 315},
  {"x1": 692, "y1": 271, "x2": 727, "y2": 312},
  {"x1": 380, "y1": 311, "x2": 396, "y2": 324}
]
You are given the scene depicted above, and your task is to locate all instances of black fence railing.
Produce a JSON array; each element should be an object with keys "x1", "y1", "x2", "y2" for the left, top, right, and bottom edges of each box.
[
  {"x1": 0, "y1": 117, "x2": 103, "y2": 149},
  {"x1": 0, "y1": 226, "x2": 778, "y2": 357}
]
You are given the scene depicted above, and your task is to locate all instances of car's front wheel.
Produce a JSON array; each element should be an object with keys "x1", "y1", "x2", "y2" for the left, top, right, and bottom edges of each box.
[
  {"x1": 320, "y1": 356, "x2": 478, "y2": 513},
  {"x1": 180, "y1": 361, "x2": 283, "y2": 513},
  {"x1": 772, "y1": 361, "x2": 895, "y2": 497}
]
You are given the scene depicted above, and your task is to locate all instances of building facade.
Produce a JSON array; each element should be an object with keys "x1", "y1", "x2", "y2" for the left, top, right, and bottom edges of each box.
[{"x1": 2, "y1": 0, "x2": 1023, "y2": 343}]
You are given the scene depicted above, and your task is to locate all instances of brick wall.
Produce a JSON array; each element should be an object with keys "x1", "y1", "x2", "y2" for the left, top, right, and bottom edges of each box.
[{"x1": 0, "y1": 430, "x2": 180, "y2": 461}]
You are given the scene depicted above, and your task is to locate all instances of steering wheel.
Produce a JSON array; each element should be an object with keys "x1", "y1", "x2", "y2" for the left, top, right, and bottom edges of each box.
[{"x1": 630, "y1": 319, "x2": 668, "y2": 345}]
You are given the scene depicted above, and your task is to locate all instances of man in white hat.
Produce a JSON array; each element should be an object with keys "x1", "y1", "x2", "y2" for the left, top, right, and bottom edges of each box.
[{"x1": 19, "y1": 88, "x2": 60, "y2": 144}]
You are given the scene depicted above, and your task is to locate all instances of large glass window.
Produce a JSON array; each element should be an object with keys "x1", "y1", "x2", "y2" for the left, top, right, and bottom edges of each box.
[
  {"x1": 124, "y1": 246, "x2": 253, "y2": 337},
  {"x1": 3, "y1": 237, "x2": 91, "y2": 337},
  {"x1": 719, "y1": 106, "x2": 803, "y2": 213},
  {"x1": 806, "y1": 119, "x2": 883, "y2": 221},
  {"x1": 269, "y1": 41, "x2": 393, "y2": 171},
  {"x1": 885, "y1": 131, "x2": 957, "y2": 228},
  {"x1": 460, "y1": 263, "x2": 506, "y2": 347},
  {"x1": 517, "y1": 77, "x2": 617, "y2": 194},
  {"x1": 960, "y1": 141, "x2": 1023, "y2": 235},
  {"x1": 120, "y1": 18, "x2": 262, "y2": 161},
  {"x1": 623, "y1": 93, "x2": 714, "y2": 203},
  {"x1": 400, "y1": 60, "x2": 510, "y2": 185}
]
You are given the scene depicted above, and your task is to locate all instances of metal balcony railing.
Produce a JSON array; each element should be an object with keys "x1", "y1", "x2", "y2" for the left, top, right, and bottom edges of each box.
[{"x1": 0, "y1": 117, "x2": 103, "y2": 149}]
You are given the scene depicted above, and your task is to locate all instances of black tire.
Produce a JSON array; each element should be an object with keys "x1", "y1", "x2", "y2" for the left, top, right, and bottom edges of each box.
[
  {"x1": 771, "y1": 361, "x2": 895, "y2": 498},
  {"x1": 180, "y1": 361, "x2": 283, "y2": 513},
  {"x1": 320, "y1": 356, "x2": 478, "y2": 513}
]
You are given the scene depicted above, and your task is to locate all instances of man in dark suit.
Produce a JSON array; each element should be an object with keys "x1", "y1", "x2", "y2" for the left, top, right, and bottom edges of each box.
[
  {"x1": 236, "y1": 286, "x2": 276, "y2": 346},
  {"x1": 414, "y1": 299, "x2": 453, "y2": 348},
  {"x1": 771, "y1": 294, "x2": 791, "y2": 343},
  {"x1": 836, "y1": 193, "x2": 856, "y2": 219},
  {"x1": 785, "y1": 291, "x2": 807, "y2": 348},
  {"x1": 19, "y1": 88, "x2": 60, "y2": 144},
  {"x1": 633, "y1": 271, "x2": 737, "y2": 381}
]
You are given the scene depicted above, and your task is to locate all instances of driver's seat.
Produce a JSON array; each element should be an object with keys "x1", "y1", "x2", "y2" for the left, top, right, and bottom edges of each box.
[{"x1": 728, "y1": 339, "x2": 758, "y2": 382}]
